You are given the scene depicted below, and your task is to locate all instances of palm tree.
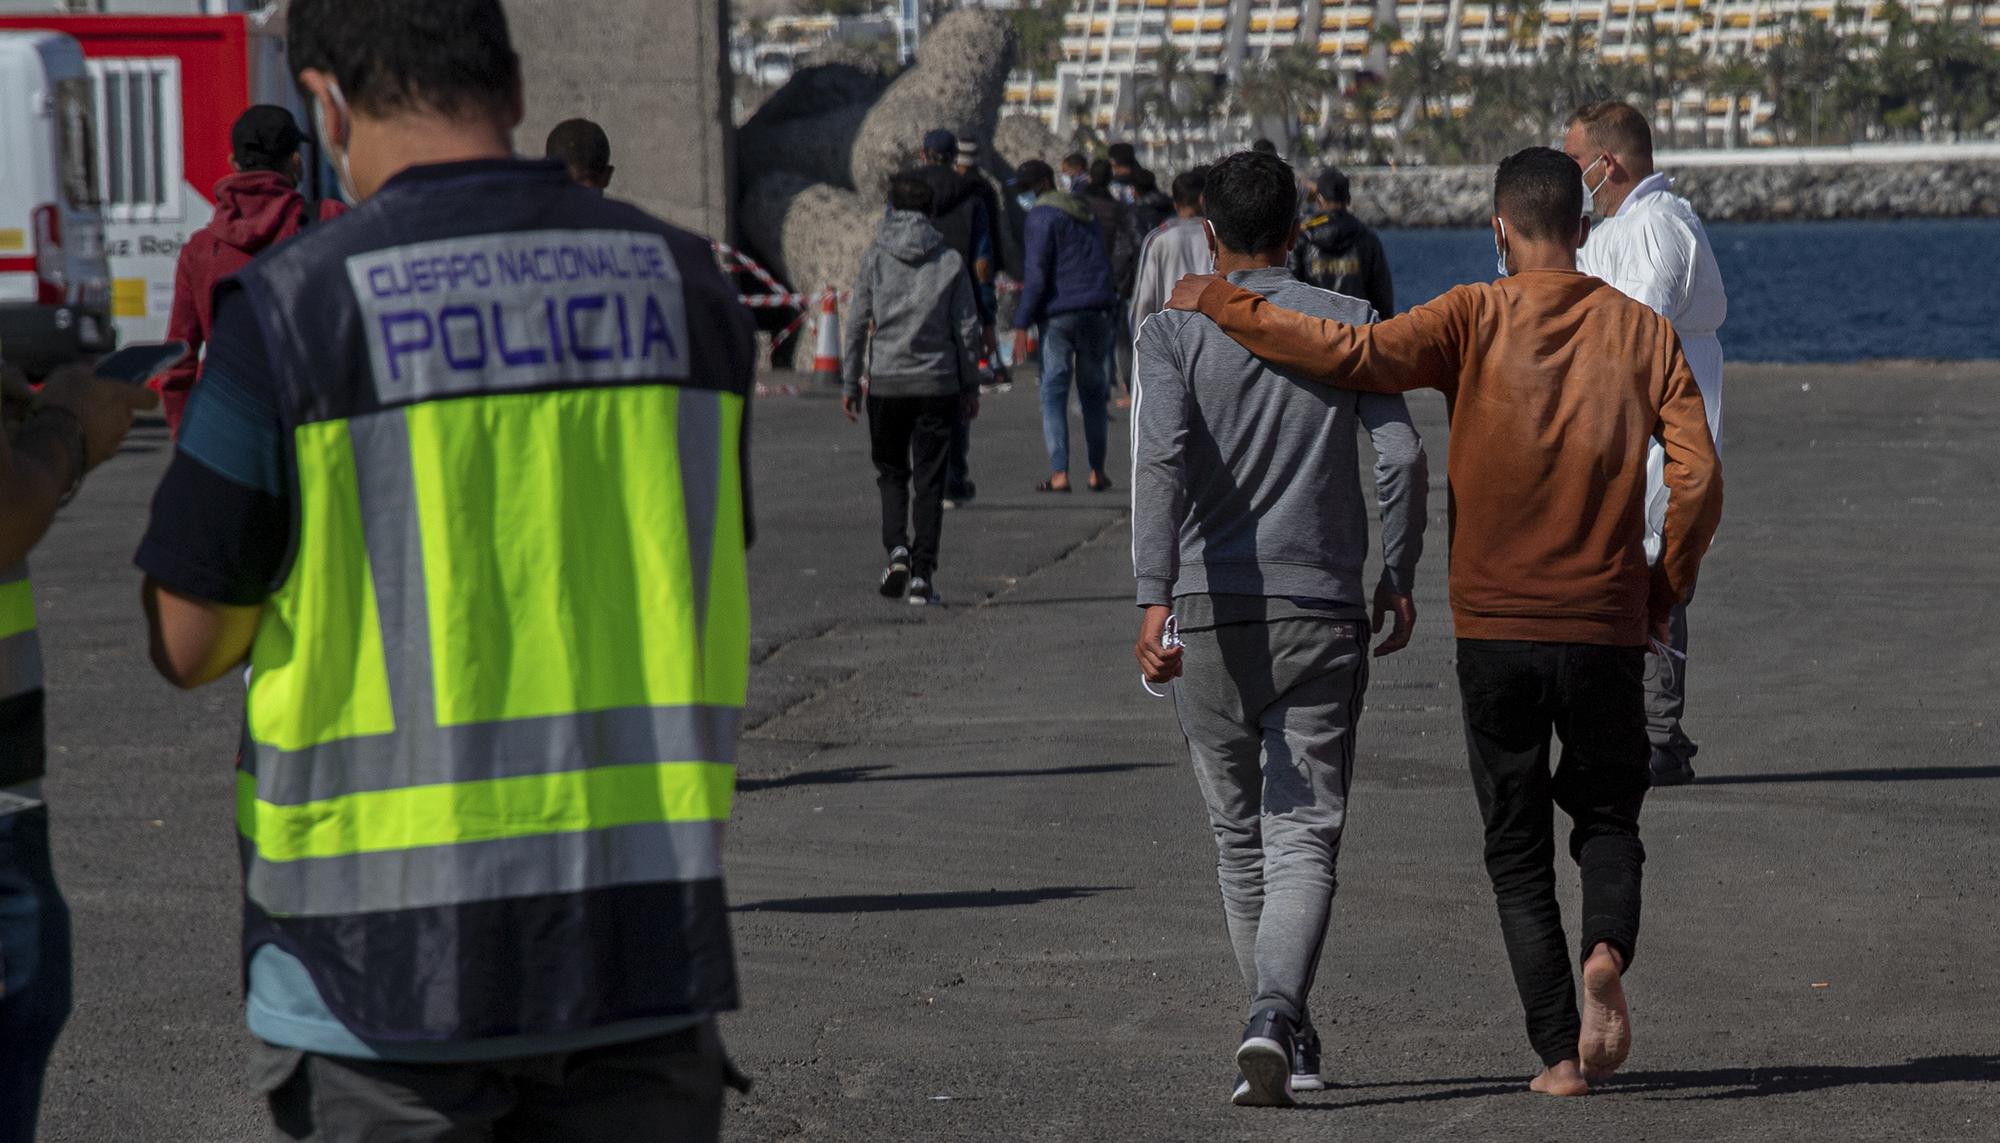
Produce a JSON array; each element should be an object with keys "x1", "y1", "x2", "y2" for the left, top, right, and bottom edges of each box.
[{"x1": 1710, "y1": 54, "x2": 1760, "y2": 148}]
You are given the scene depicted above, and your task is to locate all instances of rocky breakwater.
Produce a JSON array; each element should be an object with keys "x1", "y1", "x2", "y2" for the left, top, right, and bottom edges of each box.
[
  {"x1": 1342, "y1": 157, "x2": 2000, "y2": 228},
  {"x1": 735, "y1": 11, "x2": 1063, "y2": 298}
]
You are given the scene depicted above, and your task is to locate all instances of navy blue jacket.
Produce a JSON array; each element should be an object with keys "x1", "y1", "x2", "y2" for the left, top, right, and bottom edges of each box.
[{"x1": 1014, "y1": 192, "x2": 1118, "y2": 328}]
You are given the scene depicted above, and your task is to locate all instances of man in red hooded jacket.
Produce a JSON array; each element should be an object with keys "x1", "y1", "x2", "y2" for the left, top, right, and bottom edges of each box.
[{"x1": 155, "y1": 105, "x2": 345, "y2": 430}]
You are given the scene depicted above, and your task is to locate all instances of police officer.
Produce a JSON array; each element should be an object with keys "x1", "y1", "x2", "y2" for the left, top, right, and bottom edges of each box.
[
  {"x1": 1, "y1": 359, "x2": 155, "y2": 1142},
  {"x1": 134, "y1": 2, "x2": 755, "y2": 1138}
]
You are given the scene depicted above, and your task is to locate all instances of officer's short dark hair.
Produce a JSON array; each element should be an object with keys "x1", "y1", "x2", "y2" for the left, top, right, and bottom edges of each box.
[
  {"x1": 545, "y1": 119, "x2": 610, "y2": 178},
  {"x1": 889, "y1": 172, "x2": 935, "y2": 215},
  {"x1": 1494, "y1": 147, "x2": 1584, "y2": 242},
  {"x1": 1171, "y1": 166, "x2": 1207, "y2": 210},
  {"x1": 1108, "y1": 141, "x2": 1137, "y2": 167},
  {"x1": 1251, "y1": 138, "x2": 1278, "y2": 156},
  {"x1": 290, "y1": 0, "x2": 521, "y2": 119},
  {"x1": 1202, "y1": 151, "x2": 1297, "y2": 255},
  {"x1": 231, "y1": 105, "x2": 303, "y2": 173},
  {"x1": 1015, "y1": 159, "x2": 1055, "y2": 193},
  {"x1": 1088, "y1": 158, "x2": 1113, "y2": 191},
  {"x1": 1314, "y1": 167, "x2": 1351, "y2": 206}
]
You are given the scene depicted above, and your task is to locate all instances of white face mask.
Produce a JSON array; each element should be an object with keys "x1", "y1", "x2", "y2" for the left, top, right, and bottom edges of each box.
[
  {"x1": 311, "y1": 79, "x2": 360, "y2": 205},
  {"x1": 1494, "y1": 217, "x2": 1510, "y2": 279},
  {"x1": 1581, "y1": 155, "x2": 1611, "y2": 216}
]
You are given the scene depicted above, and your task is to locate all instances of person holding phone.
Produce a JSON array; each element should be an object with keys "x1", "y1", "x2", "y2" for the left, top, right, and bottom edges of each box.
[{"x1": 0, "y1": 351, "x2": 157, "y2": 1143}]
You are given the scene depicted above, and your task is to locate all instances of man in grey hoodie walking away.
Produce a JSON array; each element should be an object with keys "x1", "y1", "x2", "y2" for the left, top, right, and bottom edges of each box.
[
  {"x1": 1131, "y1": 151, "x2": 1428, "y2": 1106},
  {"x1": 844, "y1": 173, "x2": 984, "y2": 605}
]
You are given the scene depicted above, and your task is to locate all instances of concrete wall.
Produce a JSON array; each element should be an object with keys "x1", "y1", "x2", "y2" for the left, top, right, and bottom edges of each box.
[{"x1": 503, "y1": 0, "x2": 735, "y2": 240}]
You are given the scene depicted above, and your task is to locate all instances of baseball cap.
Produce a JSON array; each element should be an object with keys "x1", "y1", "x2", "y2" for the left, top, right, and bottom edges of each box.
[
  {"x1": 957, "y1": 139, "x2": 979, "y2": 165},
  {"x1": 232, "y1": 105, "x2": 304, "y2": 168},
  {"x1": 922, "y1": 128, "x2": 958, "y2": 157}
]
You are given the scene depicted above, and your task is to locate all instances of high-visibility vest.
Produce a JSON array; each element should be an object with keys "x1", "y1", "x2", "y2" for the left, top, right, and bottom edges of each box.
[
  {"x1": 0, "y1": 560, "x2": 45, "y2": 789},
  {"x1": 231, "y1": 159, "x2": 752, "y2": 1042}
]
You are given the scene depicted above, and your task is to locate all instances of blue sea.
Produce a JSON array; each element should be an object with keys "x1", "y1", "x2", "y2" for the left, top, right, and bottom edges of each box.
[{"x1": 1378, "y1": 219, "x2": 2000, "y2": 364}]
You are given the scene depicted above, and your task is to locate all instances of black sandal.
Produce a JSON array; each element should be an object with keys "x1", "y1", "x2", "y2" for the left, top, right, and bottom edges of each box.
[
  {"x1": 1088, "y1": 473, "x2": 1114, "y2": 493},
  {"x1": 1035, "y1": 478, "x2": 1072, "y2": 493}
]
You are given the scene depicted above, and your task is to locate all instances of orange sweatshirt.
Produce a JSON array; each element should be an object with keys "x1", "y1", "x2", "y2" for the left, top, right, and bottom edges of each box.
[{"x1": 1186, "y1": 268, "x2": 1722, "y2": 646}]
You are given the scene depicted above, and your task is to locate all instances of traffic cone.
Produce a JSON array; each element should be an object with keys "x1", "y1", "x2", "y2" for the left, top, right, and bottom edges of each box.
[{"x1": 811, "y1": 288, "x2": 841, "y2": 386}]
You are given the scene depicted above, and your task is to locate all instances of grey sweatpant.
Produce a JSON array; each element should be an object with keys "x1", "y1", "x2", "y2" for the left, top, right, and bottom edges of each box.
[
  {"x1": 1644, "y1": 595, "x2": 1695, "y2": 765},
  {"x1": 1172, "y1": 616, "x2": 1369, "y2": 1024}
]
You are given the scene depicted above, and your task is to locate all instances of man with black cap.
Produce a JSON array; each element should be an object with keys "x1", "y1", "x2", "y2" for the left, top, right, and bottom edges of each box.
[
  {"x1": 909, "y1": 129, "x2": 991, "y2": 505},
  {"x1": 157, "y1": 105, "x2": 344, "y2": 432},
  {"x1": 545, "y1": 117, "x2": 614, "y2": 190},
  {"x1": 1291, "y1": 167, "x2": 1394, "y2": 322}
]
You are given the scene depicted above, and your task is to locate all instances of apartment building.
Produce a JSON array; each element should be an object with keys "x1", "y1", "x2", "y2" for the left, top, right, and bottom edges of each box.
[{"x1": 1005, "y1": 0, "x2": 2000, "y2": 154}]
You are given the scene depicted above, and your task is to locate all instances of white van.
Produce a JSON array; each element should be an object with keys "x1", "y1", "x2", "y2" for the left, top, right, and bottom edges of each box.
[{"x1": 0, "y1": 30, "x2": 113, "y2": 375}]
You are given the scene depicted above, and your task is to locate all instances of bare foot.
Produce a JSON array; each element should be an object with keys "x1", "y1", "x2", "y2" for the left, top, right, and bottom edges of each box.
[
  {"x1": 1529, "y1": 1058, "x2": 1589, "y2": 1097},
  {"x1": 1579, "y1": 943, "x2": 1632, "y2": 1079}
]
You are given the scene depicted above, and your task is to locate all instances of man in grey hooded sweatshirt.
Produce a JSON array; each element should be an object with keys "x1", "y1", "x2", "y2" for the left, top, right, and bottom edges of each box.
[{"x1": 843, "y1": 173, "x2": 984, "y2": 606}]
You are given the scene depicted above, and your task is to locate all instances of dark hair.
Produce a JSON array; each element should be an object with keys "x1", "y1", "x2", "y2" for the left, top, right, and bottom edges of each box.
[
  {"x1": 889, "y1": 171, "x2": 936, "y2": 215},
  {"x1": 1108, "y1": 141, "x2": 1137, "y2": 166},
  {"x1": 1494, "y1": 147, "x2": 1584, "y2": 242},
  {"x1": 1061, "y1": 152, "x2": 1088, "y2": 172},
  {"x1": 1569, "y1": 100, "x2": 1654, "y2": 168},
  {"x1": 1314, "y1": 167, "x2": 1350, "y2": 206},
  {"x1": 1202, "y1": 151, "x2": 1296, "y2": 255},
  {"x1": 545, "y1": 118, "x2": 610, "y2": 176},
  {"x1": 1088, "y1": 157, "x2": 1113, "y2": 190},
  {"x1": 1170, "y1": 166, "x2": 1207, "y2": 210},
  {"x1": 1251, "y1": 138, "x2": 1277, "y2": 155},
  {"x1": 1015, "y1": 159, "x2": 1054, "y2": 193},
  {"x1": 1133, "y1": 168, "x2": 1158, "y2": 194},
  {"x1": 289, "y1": 0, "x2": 520, "y2": 119},
  {"x1": 231, "y1": 105, "x2": 303, "y2": 173}
]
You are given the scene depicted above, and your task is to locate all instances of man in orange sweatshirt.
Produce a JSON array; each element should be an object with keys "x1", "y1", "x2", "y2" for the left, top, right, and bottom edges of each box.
[{"x1": 1168, "y1": 146, "x2": 1721, "y2": 1097}]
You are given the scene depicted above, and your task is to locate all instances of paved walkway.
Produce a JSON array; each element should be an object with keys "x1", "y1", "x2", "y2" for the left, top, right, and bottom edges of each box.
[{"x1": 24, "y1": 361, "x2": 2000, "y2": 1141}]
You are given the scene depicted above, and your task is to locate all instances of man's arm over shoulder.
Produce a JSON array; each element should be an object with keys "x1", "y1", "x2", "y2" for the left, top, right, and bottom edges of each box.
[
  {"x1": 1650, "y1": 334, "x2": 1722, "y2": 620},
  {"x1": 1131, "y1": 315, "x2": 1192, "y2": 607},
  {"x1": 1178, "y1": 277, "x2": 1466, "y2": 394},
  {"x1": 1356, "y1": 391, "x2": 1427, "y2": 595}
]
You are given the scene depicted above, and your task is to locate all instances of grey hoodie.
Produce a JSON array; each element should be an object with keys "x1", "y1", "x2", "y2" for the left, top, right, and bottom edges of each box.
[{"x1": 843, "y1": 210, "x2": 983, "y2": 399}]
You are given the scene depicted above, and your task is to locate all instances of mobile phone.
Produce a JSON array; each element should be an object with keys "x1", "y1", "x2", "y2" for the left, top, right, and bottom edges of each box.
[{"x1": 94, "y1": 341, "x2": 189, "y2": 386}]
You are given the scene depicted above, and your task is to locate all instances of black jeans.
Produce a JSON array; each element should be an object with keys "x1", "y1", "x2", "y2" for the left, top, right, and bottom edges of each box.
[
  {"x1": 257, "y1": 1021, "x2": 732, "y2": 1142},
  {"x1": 867, "y1": 394, "x2": 957, "y2": 578},
  {"x1": 1455, "y1": 639, "x2": 1649, "y2": 1067}
]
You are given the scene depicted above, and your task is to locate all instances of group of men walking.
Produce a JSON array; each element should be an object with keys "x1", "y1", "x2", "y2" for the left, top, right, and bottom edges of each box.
[{"x1": 1134, "y1": 104, "x2": 1728, "y2": 1104}]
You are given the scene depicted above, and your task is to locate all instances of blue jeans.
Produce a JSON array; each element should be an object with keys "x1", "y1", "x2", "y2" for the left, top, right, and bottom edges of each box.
[
  {"x1": 0, "y1": 806, "x2": 72, "y2": 1143},
  {"x1": 1037, "y1": 308, "x2": 1112, "y2": 477}
]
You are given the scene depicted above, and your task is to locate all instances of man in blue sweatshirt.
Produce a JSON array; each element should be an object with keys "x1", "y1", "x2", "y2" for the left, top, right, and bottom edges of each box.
[
  {"x1": 1131, "y1": 150, "x2": 1429, "y2": 1107},
  {"x1": 1011, "y1": 159, "x2": 1119, "y2": 494}
]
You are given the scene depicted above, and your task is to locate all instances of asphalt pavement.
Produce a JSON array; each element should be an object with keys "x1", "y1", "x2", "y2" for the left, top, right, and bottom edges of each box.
[{"x1": 24, "y1": 360, "x2": 2000, "y2": 1142}]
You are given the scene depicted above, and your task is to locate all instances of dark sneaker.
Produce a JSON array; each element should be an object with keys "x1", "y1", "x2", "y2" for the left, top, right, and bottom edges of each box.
[
  {"x1": 1232, "y1": 1010, "x2": 1296, "y2": 1107},
  {"x1": 907, "y1": 575, "x2": 940, "y2": 607},
  {"x1": 1291, "y1": 1023, "x2": 1325, "y2": 1092},
  {"x1": 943, "y1": 482, "x2": 976, "y2": 511},
  {"x1": 879, "y1": 547, "x2": 911, "y2": 599},
  {"x1": 1649, "y1": 747, "x2": 1696, "y2": 787}
]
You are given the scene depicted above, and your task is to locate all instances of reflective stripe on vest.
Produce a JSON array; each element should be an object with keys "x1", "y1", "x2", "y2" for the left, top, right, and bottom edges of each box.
[
  {"x1": 240, "y1": 384, "x2": 749, "y2": 921},
  {"x1": 0, "y1": 562, "x2": 42, "y2": 701}
]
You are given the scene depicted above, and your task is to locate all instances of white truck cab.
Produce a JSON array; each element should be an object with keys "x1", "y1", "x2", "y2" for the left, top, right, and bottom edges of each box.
[{"x1": 0, "y1": 30, "x2": 114, "y2": 375}]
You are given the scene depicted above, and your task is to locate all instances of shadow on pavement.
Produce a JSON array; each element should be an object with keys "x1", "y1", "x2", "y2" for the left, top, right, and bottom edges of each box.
[
  {"x1": 1694, "y1": 766, "x2": 2000, "y2": 785},
  {"x1": 732, "y1": 886, "x2": 1126, "y2": 914},
  {"x1": 1304, "y1": 1054, "x2": 2000, "y2": 1108},
  {"x1": 737, "y1": 761, "x2": 1169, "y2": 792}
]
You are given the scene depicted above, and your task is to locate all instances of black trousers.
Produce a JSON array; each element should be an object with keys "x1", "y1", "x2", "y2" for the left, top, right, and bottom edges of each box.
[
  {"x1": 257, "y1": 1020, "x2": 731, "y2": 1142},
  {"x1": 868, "y1": 394, "x2": 957, "y2": 578},
  {"x1": 1455, "y1": 639, "x2": 1650, "y2": 1067}
]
